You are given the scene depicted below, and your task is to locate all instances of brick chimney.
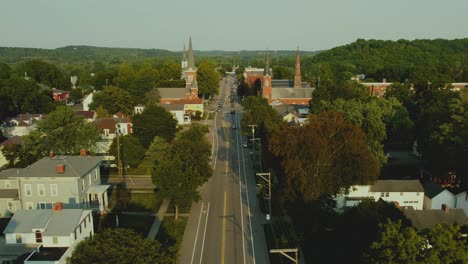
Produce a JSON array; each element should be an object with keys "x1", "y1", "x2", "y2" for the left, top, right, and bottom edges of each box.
[
  {"x1": 53, "y1": 202, "x2": 63, "y2": 211},
  {"x1": 383, "y1": 78, "x2": 387, "y2": 83},
  {"x1": 442, "y1": 204, "x2": 449, "y2": 213},
  {"x1": 49, "y1": 151, "x2": 54, "y2": 158},
  {"x1": 56, "y1": 164, "x2": 65, "y2": 174},
  {"x1": 80, "y1": 149, "x2": 87, "y2": 156}
]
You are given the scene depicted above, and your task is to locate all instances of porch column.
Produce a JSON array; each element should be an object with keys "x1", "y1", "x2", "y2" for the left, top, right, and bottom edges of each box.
[
  {"x1": 103, "y1": 191, "x2": 109, "y2": 210},
  {"x1": 98, "y1": 193, "x2": 104, "y2": 213}
]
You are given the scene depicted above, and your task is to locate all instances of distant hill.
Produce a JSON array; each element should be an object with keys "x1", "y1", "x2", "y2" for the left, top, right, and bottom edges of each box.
[
  {"x1": 0, "y1": 45, "x2": 320, "y2": 64},
  {"x1": 303, "y1": 38, "x2": 468, "y2": 83}
]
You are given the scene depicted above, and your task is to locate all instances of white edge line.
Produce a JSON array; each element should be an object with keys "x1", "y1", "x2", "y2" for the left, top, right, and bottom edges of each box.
[
  {"x1": 236, "y1": 111, "x2": 247, "y2": 264},
  {"x1": 190, "y1": 202, "x2": 204, "y2": 264},
  {"x1": 199, "y1": 202, "x2": 210, "y2": 264},
  {"x1": 238, "y1": 110, "x2": 256, "y2": 264}
]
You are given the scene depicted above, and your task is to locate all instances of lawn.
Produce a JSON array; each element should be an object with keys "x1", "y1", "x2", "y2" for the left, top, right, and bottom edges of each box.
[
  {"x1": 125, "y1": 192, "x2": 164, "y2": 213},
  {"x1": 156, "y1": 217, "x2": 188, "y2": 257},
  {"x1": 97, "y1": 213, "x2": 155, "y2": 236}
]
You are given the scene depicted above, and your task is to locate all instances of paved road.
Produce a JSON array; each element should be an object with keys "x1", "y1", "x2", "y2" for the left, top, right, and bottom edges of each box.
[{"x1": 179, "y1": 76, "x2": 270, "y2": 264}]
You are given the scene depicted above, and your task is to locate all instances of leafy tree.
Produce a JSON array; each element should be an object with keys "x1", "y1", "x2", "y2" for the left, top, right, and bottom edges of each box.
[
  {"x1": 132, "y1": 104, "x2": 177, "y2": 148},
  {"x1": 414, "y1": 88, "x2": 467, "y2": 175},
  {"x1": 109, "y1": 135, "x2": 146, "y2": 168},
  {"x1": 364, "y1": 220, "x2": 427, "y2": 264},
  {"x1": 132, "y1": 63, "x2": 159, "y2": 97},
  {"x1": 241, "y1": 96, "x2": 281, "y2": 140},
  {"x1": 138, "y1": 136, "x2": 171, "y2": 175},
  {"x1": 273, "y1": 66, "x2": 293, "y2": 79},
  {"x1": 1, "y1": 144, "x2": 22, "y2": 168},
  {"x1": 67, "y1": 228, "x2": 174, "y2": 264},
  {"x1": 113, "y1": 63, "x2": 136, "y2": 91},
  {"x1": 67, "y1": 88, "x2": 83, "y2": 103},
  {"x1": 269, "y1": 111, "x2": 379, "y2": 201},
  {"x1": 197, "y1": 59, "x2": 220, "y2": 98},
  {"x1": 96, "y1": 105, "x2": 110, "y2": 118},
  {"x1": 158, "y1": 59, "x2": 181, "y2": 81},
  {"x1": 311, "y1": 98, "x2": 387, "y2": 165},
  {"x1": 377, "y1": 97, "x2": 414, "y2": 147},
  {"x1": 0, "y1": 77, "x2": 55, "y2": 118},
  {"x1": 0, "y1": 62, "x2": 11, "y2": 80},
  {"x1": 15, "y1": 59, "x2": 65, "y2": 88},
  {"x1": 364, "y1": 221, "x2": 468, "y2": 264},
  {"x1": 152, "y1": 126, "x2": 212, "y2": 219},
  {"x1": 424, "y1": 224, "x2": 468, "y2": 264},
  {"x1": 22, "y1": 106, "x2": 99, "y2": 163},
  {"x1": 90, "y1": 86, "x2": 135, "y2": 114}
]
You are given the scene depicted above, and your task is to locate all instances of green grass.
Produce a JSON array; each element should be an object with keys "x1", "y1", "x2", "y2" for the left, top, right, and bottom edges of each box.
[
  {"x1": 125, "y1": 192, "x2": 164, "y2": 213},
  {"x1": 156, "y1": 217, "x2": 188, "y2": 257},
  {"x1": 97, "y1": 213, "x2": 155, "y2": 236}
]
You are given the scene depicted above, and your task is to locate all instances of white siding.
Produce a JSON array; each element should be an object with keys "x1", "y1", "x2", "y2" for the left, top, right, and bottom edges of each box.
[
  {"x1": 42, "y1": 235, "x2": 72, "y2": 248},
  {"x1": 455, "y1": 192, "x2": 468, "y2": 216},
  {"x1": 5, "y1": 233, "x2": 36, "y2": 244},
  {"x1": 424, "y1": 190, "x2": 456, "y2": 210}
]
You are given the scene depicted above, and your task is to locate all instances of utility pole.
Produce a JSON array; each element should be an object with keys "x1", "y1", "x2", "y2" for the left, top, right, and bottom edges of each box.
[
  {"x1": 248, "y1": 124, "x2": 262, "y2": 170},
  {"x1": 270, "y1": 248, "x2": 299, "y2": 263},
  {"x1": 256, "y1": 172, "x2": 271, "y2": 220},
  {"x1": 116, "y1": 132, "x2": 123, "y2": 183}
]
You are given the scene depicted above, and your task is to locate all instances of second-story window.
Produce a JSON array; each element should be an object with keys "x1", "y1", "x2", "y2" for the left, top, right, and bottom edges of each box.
[
  {"x1": 38, "y1": 184, "x2": 45, "y2": 196},
  {"x1": 94, "y1": 169, "x2": 98, "y2": 180},
  {"x1": 81, "y1": 180, "x2": 85, "y2": 191},
  {"x1": 25, "y1": 184, "x2": 32, "y2": 196},
  {"x1": 88, "y1": 174, "x2": 92, "y2": 185},
  {"x1": 51, "y1": 184, "x2": 58, "y2": 196}
]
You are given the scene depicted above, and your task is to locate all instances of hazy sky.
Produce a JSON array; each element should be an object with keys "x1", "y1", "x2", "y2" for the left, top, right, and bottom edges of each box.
[{"x1": 1, "y1": 0, "x2": 467, "y2": 51}]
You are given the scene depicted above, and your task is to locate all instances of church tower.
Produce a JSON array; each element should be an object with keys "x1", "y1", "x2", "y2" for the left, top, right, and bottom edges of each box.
[
  {"x1": 262, "y1": 49, "x2": 272, "y2": 101},
  {"x1": 181, "y1": 44, "x2": 188, "y2": 80},
  {"x1": 293, "y1": 46, "x2": 302, "y2": 88},
  {"x1": 185, "y1": 36, "x2": 198, "y2": 97}
]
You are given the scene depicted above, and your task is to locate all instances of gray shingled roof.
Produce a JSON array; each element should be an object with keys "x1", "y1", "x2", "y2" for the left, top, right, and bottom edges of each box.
[
  {"x1": 158, "y1": 88, "x2": 187, "y2": 99},
  {"x1": 0, "y1": 189, "x2": 19, "y2": 199},
  {"x1": 371, "y1": 180, "x2": 424, "y2": 193},
  {"x1": 44, "y1": 210, "x2": 90, "y2": 236},
  {"x1": 4, "y1": 209, "x2": 92, "y2": 236},
  {"x1": 271, "y1": 87, "x2": 313, "y2": 99},
  {"x1": 159, "y1": 104, "x2": 185, "y2": 111},
  {"x1": 423, "y1": 182, "x2": 447, "y2": 199},
  {"x1": 4, "y1": 210, "x2": 52, "y2": 233},
  {"x1": 272, "y1": 80, "x2": 309, "y2": 88},
  {"x1": 0, "y1": 169, "x2": 20, "y2": 179},
  {"x1": 15, "y1": 156, "x2": 102, "y2": 178},
  {"x1": 403, "y1": 208, "x2": 468, "y2": 230}
]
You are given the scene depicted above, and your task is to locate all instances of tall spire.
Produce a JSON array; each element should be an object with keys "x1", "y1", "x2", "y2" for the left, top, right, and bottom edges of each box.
[
  {"x1": 264, "y1": 49, "x2": 271, "y2": 76},
  {"x1": 294, "y1": 46, "x2": 302, "y2": 88},
  {"x1": 187, "y1": 36, "x2": 195, "y2": 69}
]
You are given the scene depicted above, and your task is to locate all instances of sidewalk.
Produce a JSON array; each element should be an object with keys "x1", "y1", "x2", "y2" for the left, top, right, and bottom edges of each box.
[{"x1": 146, "y1": 199, "x2": 170, "y2": 239}]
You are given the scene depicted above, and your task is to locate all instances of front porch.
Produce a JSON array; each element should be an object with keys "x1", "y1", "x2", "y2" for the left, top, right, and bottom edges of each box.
[{"x1": 86, "y1": 185, "x2": 110, "y2": 213}]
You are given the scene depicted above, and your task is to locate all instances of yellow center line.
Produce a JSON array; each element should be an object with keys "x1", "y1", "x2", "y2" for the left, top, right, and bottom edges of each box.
[{"x1": 221, "y1": 191, "x2": 227, "y2": 264}]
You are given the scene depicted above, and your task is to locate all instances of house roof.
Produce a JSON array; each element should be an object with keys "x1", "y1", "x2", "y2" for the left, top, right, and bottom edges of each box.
[
  {"x1": 74, "y1": 110, "x2": 96, "y2": 119},
  {"x1": 44, "y1": 210, "x2": 91, "y2": 236},
  {"x1": 4, "y1": 209, "x2": 92, "y2": 235},
  {"x1": 403, "y1": 208, "x2": 468, "y2": 230},
  {"x1": 4, "y1": 210, "x2": 53, "y2": 233},
  {"x1": 271, "y1": 87, "x2": 314, "y2": 99},
  {"x1": 174, "y1": 98, "x2": 203, "y2": 104},
  {"x1": 272, "y1": 80, "x2": 309, "y2": 88},
  {"x1": 371, "y1": 180, "x2": 424, "y2": 193},
  {"x1": 0, "y1": 189, "x2": 19, "y2": 199},
  {"x1": 14, "y1": 156, "x2": 102, "y2": 178},
  {"x1": 0, "y1": 136, "x2": 23, "y2": 147},
  {"x1": 160, "y1": 104, "x2": 185, "y2": 111},
  {"x1": 423, "y1": 182, "x2": 447, "y2": 199},
  {"x1": 0, "y1": 169, "x2": 20, "y2": 179},
  {"x1": 158, "y1": 87, "x2": 187, "y2": 99},
  {"x1": 94, "y1": 118, "x2": 117, "y2": 133}
]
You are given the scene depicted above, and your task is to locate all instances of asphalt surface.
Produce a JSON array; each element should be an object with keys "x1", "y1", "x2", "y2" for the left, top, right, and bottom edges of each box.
[{"x1": 179, "y1": 76, "x2": 270, "y2": 264}]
